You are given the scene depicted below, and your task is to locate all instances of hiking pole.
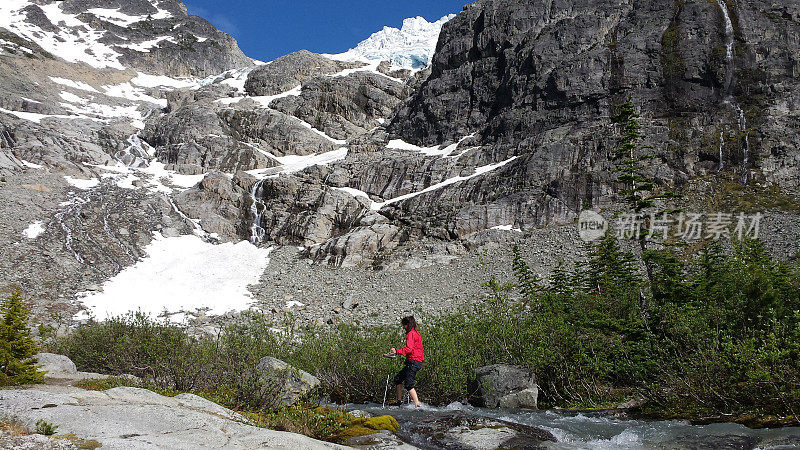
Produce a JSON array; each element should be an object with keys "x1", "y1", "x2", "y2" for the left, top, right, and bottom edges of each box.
[
  {"x1": 382, "y1": 373, "x2": 390, "y2": 408},
  {"x1": 381, "y1": 351, "x2": 396, "y2": 408}
]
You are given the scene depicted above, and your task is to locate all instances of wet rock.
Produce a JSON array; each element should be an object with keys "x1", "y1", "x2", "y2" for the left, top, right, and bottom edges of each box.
[
  {"x1": 310, "y1": 224, "x2": 405, "y2": 268},
  {"x1": 399, "y1": 413, "x2": 554, "y2": 450},
  {"x1": 253, "y1": 175, "x2": 369, "y2": 246},
  {"x1": 173, "y1": 171, "x2": 250, "y2": 241}
]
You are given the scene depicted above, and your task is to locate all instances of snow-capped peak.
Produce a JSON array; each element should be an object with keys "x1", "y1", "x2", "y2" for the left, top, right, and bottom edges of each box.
[{"x1": 328, "y1": 14, "x2": 455, "y2": 70}]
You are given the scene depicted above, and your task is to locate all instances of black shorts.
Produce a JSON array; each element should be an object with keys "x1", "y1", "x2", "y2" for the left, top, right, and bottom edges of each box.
[{"x1": 393, "y1": 360, "x2": 423, "y2": 390}]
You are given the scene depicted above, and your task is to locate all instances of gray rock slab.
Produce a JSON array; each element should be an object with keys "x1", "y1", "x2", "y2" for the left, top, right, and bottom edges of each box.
[{"x1": 0, "y1": 385, "x2": 345, "y2": 449}]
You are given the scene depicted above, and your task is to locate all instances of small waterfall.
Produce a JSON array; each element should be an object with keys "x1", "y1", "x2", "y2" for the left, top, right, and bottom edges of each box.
[
  {"x1": 52, "y1": 195, "x2": 91, "y2": 263},
  {"x1": 116, "y1": 110, "x2": 156, "y2": 168},
  {"x1": 115, "y1": 134, "x2": 151, "y2": 168},
  {"x1": 713, "y1": 0, "x2": 749, "y2": 180},
  {"x1": 165, "y1": 194, "x2": 209, "y2": 238},
  {"x1": 250, "y1": 179, "x2": 267, "y2": 245},
  {"x1": 735, "y1": 104, "x2": 750, "y2": 182},
  {"x1": 715, "y1": 0, "x2": 734, "y2": 60}
]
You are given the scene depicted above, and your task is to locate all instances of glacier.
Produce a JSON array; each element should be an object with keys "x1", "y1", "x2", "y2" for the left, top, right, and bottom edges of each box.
[{"x1": 327, "y1": 15, "x2": 455, "y2": 70}]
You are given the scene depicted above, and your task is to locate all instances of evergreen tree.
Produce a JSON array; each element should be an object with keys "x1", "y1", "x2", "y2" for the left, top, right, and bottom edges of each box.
[
  {"x1": 582, "y1": 235, "x2": 640, "y2": 295},
  {"x1": 0, "y1": 288, "x2": 44, "y2": 386},
  {"x1": 611, "y1": 97, "x2": 681, "y2": 241},
  {"x1": 511, "y1": 245, "x2": 541, "y2": 301}
]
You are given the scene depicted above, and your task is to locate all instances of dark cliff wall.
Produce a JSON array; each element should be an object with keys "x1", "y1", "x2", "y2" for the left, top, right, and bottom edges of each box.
[{"x1": 383, "y1": 0, "x2": 799, "y2": 234}]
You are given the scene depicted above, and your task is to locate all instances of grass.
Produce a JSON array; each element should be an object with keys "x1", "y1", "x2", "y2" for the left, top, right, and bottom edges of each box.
[{"x1": 0, "y1": 416, "x2": 28, "y2": 436}]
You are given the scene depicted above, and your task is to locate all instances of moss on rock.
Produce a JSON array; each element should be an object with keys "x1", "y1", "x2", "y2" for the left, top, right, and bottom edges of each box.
[{"x1": 335, "y1": 415, "x2": 399, "y2": 440}]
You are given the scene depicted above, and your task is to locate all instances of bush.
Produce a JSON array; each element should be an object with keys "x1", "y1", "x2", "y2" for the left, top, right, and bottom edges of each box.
[
  {"x1": 34, "y1": 419, "x2": 58, "y2": 436},
  {"x1": 49, "y1": 312, "x2": 300, "y2": 411}
]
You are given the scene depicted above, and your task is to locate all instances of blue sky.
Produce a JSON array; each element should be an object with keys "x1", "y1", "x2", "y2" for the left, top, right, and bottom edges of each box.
[{"x1": 183, "y1": 0, "x2": 467, "y2": 62}]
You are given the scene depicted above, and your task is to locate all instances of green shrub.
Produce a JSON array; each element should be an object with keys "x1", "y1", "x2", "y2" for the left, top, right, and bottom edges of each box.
[{"x1": 34, "y1": 419, "x2": 58, "y2": 436}]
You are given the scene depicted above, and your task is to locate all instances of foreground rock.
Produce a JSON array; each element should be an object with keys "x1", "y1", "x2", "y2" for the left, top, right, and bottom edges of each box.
[
  {"x1": 468, "y1": 364, "x2": 539, "y2": 409},
  {"x1": 0, "y1": 385, "x2": 344, "y2": 449},
  {"x1": 398, "y1": 412, "x2": 554, "y2": 449}
]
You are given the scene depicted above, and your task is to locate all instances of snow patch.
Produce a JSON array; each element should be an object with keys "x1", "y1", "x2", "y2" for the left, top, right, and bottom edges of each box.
[
  {"x1": 116, "y1": 36, "x2": 175, "y2": 53},
  {"x1": 333, "y1": 187, "x2": 372, "y2": 200},
  {"x1": 87, "y1": 7, "x2": 172, "y2": 26},
  {"x1": 76, "y1": 234, "x2": 273, "y2": 319},
  {"x1": 218, "y1": 85, "x2": 302, "y2": 107},
  {"x1": 22, "y1": 221, "x2": 45, "y2": 239},
  {"x1": 131, "y1": 72, "x2": 199, "y2": 90},
  {"x1": 491, "y1": 225, "x2": 523, "y2": 233},
  {"x1": 248, "y1": 148, "x2": 348, "y2": 177},
  {"x1": 20, "y1": 160, "x2": 43, "y2": 169},
  {"x1": 372, "y1": 156, "x2": 518, "y2": 210},
  {"x1": 50, "y1": 77, "x2": 100, "y2": 93},
  {"x1": 0, "y1": 107, "x2": 94, "y2": 124},
  {"x1": 64, "y1": 176, "x2": 100, "y2": 190},
  {"x1": 387, "y1": 134, "x2": 475, "y2": 157},
  {"x1": 102, "y1": 82, "x2": 168, "y2": 108}
]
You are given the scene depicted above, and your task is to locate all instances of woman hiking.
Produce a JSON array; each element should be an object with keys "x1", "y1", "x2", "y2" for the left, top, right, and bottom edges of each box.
[{"x1": 388, "y1": 315, "x2": 424, "y2": 407}]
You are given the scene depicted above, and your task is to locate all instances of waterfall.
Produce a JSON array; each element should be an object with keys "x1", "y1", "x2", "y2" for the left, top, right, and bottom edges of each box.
[
  {"x1": 250, "y1": 179, "x2": 267, "y2": 245},
  {"x1": 715, "y1": 0, "x2": 734, "y2": 60},
  {"x1": 713, "y1": 0, "x2": 749, "y2": 180},
  {"x1": 116, "y1": 110, "x2": 156, "y2": 168},
  {"x1": 115, "y1": 134, "x2": 151, "y2": 168},
  {"x1": 52, "y1": 195, "x2": 91, "y2": 263},
  {"x1": 735, "y1": 104, "x2": 750, "y2": 183}
]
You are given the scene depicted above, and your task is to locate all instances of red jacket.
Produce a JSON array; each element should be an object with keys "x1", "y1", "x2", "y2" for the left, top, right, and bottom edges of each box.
[{"x1": 396, "y1": 328, "x2": 424, "y2": 362}]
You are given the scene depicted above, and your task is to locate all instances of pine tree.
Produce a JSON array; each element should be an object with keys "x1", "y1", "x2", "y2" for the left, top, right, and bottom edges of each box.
[
  {"x1": 610, "y1": 97, "x2": 682, "y2": 299},
  {"x1": 512, "y1": 245, "x2": 541, "y2": 300},
  {"x1": 0, "y1": 288, "x2": 44, "y2": 386}
]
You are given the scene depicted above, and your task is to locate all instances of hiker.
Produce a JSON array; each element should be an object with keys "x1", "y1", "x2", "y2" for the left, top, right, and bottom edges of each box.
[{"x1": 388, "y1": 315, "x2": 424, "y2": 407}]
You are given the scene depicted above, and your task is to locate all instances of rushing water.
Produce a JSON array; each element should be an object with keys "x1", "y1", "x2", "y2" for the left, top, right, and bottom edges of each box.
[{"x1": 349, "y1": 402, "x2": 800, "y2": 449}]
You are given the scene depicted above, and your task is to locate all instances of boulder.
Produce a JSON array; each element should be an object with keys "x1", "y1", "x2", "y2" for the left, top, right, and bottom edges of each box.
[
  {"x1": 34, "y1": 352, "x2": 77, "y2": 374},
  {"x1": 255, "y1": 356, "x2": 320, "y2": 405},
  {"x1": 468, "y1": 364, "x2": 539, "y2": 409}
]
